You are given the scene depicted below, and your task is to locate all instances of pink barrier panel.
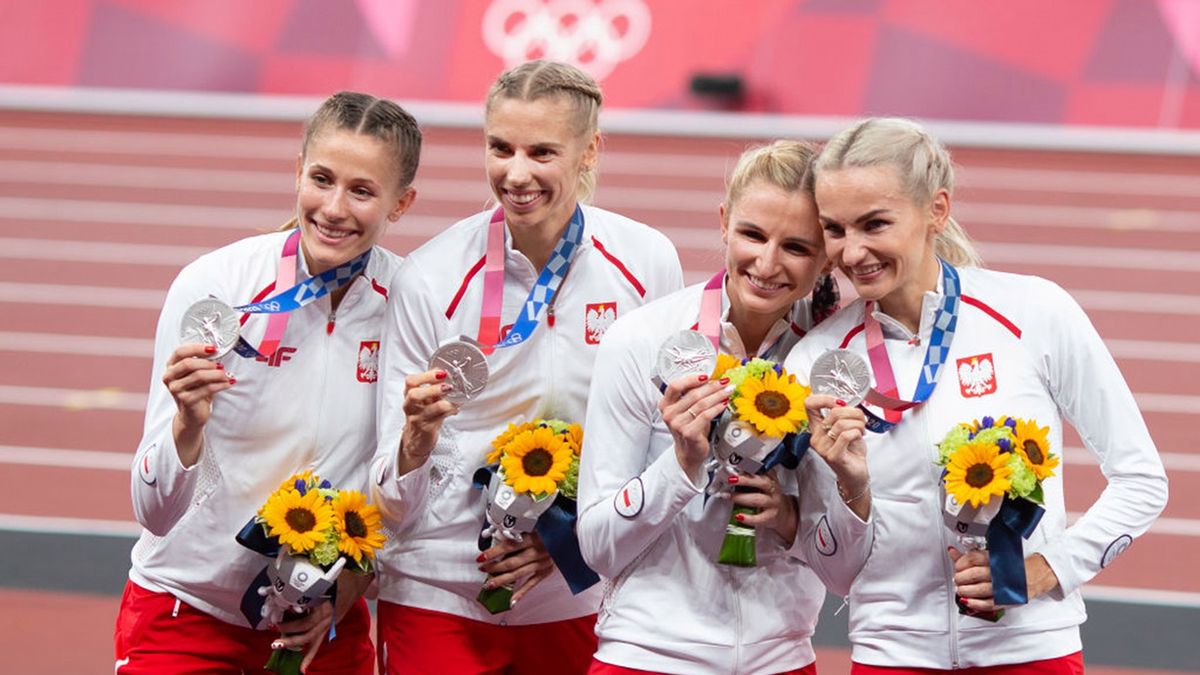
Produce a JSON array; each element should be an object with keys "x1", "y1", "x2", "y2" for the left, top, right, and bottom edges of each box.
[{"x1": 2, "y1": 0, "x2": 1199, "y2": 128}]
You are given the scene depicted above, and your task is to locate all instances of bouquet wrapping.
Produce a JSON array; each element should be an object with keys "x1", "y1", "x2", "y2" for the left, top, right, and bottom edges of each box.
[
  {"x1": 708, "y1": 357, "x2": 811, "y2": 567},
  {"x1": 236, "y1": 472, "x2": 385, "y2": 674},
  {"x1": 473, "y1": 419, "x2": 598, "y2": 613},
  {"x1": 936, "y1": 416, "x2": 1057, "y2": 621}
]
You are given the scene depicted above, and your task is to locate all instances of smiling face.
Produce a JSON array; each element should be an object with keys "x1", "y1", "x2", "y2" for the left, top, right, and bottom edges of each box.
[
  {"x1": 295, "y1": 129, "x2": 414, "y2": 275},
  {"x1": 720, "y1": 180, "x2": 827, "y2": 332},
  {"x1": 484, "y1": 95, "x2": 598, "y2": 235},
  {"x1": 814, "y1": 164, "x2": 947, "y2": 315}
]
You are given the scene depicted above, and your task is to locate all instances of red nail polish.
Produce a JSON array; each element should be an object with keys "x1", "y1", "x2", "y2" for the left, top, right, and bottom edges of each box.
[
  {"x1": 836, "y1": 399, "x2": 847, "y2": 406},
  {"x1": 719, "y1": 377, "x2": 730, "y2": 385},
  {"x1": 476, "y1": 553, "x2": 486, "y2": 563},
  {"x1": 215, "y1": 363, "x2": 224, "y2": 370},
  {"x1": 435, "y1": 370, "x2": 447, "y2": 380},
  {"x1": 735, "y1": 513, "x2": 745, "y2": 522},
  {"x1": 698, "y1": 374, "x2": 709, "y2": 382},
  {"x1": 728, "y1": 475, "x2": 739, "y2": 484},
  {"x1": 204, "y1": 345, "x2": 216, "y2": 354},
  {"x1": 228, "y1": 377, "x2": 237, "y2": 385},
  {"x1": 722, "y1": 397, "x2": 731, "y2": 405}
]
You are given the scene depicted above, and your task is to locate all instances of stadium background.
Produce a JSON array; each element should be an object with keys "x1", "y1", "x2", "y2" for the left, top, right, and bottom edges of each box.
[{"x1": 0, "y1": 1, "x2": 1197, "y2": 672}]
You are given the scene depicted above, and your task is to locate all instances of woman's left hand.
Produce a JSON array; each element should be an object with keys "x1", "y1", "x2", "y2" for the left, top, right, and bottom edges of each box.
[
  {"x1": 948, "y1": 548, "x2": 1060, "y2": 612},
  {"x1": 478, "y1": 532, "x2": 556, "y2": 606},
  {"x1": 272, "y1": 571, "x2": 372, "y2": 672},
  {"x1": 729, "y1": 470, "x2": 799, "y2": 547}
]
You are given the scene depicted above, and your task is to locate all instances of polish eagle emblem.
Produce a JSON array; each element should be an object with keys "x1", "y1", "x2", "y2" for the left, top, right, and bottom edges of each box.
[
  {"x1": 956, "y1": 353, "x2": 996, "y2": 398},
  {"x1": 585, "y1": 302, "x2": 617, "y2": 344}
]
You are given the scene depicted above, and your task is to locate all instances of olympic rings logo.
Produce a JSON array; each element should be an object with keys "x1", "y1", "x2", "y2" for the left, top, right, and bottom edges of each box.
[{"x1": 482, "y1": 0, "x2": 652, "y2": 80}]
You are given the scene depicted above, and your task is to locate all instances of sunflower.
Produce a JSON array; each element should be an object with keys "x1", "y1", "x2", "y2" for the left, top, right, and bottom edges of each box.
[
  {"x1": 1013, "y1": 419, "x2": 1058, "y2": 480},
  {"x1": 500, "y1": 427, "x2": 574, "y2": 495},
  {"x1": 261, "y1": 487, "x2": 335, "y2": 553},
  {"x1": 944, "y1": 442, "x2": 1013, "y2": 508},
  {"x1": 564, "y1": 423, "x2": 583, "y2": 456},
  {"x1": 487, "y1": 421, "x2": 536, "y2": 464},
  {"x1": 732, "y1": 368, "x2": 810, "y2": 437},
  {"x1": 333, "y1": 490, "x2": 386, "y2": 564},
  {"x1": 711, "y1": 353, "x2": 742, "y2": 381}
]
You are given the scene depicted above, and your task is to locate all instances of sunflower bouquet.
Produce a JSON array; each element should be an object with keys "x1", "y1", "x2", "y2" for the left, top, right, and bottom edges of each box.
[
  {"x1": 709, "y1": 357, "x2": 811, "y2": 567},
  {"x1": 237, "y1": 472, "x2": 385, "y2": 675},
  {"x1": 936, "y1": 416, "x2": 1057, "y2": 620},
  {"x1": 474, "y1": 419, "x2": 594, "y2": 613}
]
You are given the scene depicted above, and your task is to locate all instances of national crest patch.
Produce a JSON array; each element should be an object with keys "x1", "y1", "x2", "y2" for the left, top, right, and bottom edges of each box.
[
  {"x1": 585, "y1": 302, "x2": 617, "y2": 345},
  {"x1": 357, "y1": 340, "x2": 380, "y2": 383},
  {"x1": 956, "y1": 353, "x2": 997, "y2": 398}
]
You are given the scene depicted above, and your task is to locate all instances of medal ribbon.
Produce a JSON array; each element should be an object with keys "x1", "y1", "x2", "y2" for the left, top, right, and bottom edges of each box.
[
  {"x1": 231, "y1": 229, "x2": 371, "y2": 359},
  {"x1": 859, "y1": 259, "x2": 961, "y2": 431},
  {"x1": 475, "y1": 205, "x2": 586, "y2": 354},
  {"x1": 697, "y1": 269, "x2": 795, "y2": 362}
]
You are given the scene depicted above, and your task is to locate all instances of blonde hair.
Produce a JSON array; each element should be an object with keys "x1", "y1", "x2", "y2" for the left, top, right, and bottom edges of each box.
[
  {"x1": 726, "y1": 140, "x2": 818, "y2": 207},
  {"x1": 809, "y1": 117, "x2": 982, "y2": 267},
  {"x1": 485, "y1": 60, "x2": 603, "y2": 202},
  {"x1": 279, "y1": 91, "x2": 422, "y2": 231}
]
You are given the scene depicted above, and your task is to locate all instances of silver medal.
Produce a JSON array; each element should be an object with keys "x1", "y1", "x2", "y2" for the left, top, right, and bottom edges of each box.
[
  {"x1": 429, "y1": 338, "x2": 489, "y2": 403},
  {"x1": 654, "y1": 330, "x2": 717, "y2": 386},
  {"x1": 809, "y1": 349, "x2": 871, "y2": 408},
  {"x1": 180, "y1": 298, "x2": 241, "y2": 359}
]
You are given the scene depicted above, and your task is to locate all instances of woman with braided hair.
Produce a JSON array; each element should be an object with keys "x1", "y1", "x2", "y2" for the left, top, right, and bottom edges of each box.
[{"x1": 370, "y1": 60, "x2": 683, "y2": 674}]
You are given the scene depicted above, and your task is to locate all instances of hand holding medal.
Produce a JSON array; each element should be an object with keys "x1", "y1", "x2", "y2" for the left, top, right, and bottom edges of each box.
[
  {"x1": 806, "y1": 349, "x2": 872, "y2": 518},
  {"x1": 653, "y1": 330, "x2": 726, "y2": 480},
  {"x1": 396, "y1": 338, "x2": 489, "y2": 471}
]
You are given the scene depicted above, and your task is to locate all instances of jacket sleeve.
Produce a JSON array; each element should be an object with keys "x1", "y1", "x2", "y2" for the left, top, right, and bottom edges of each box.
[
  {"x1": 370, "y1": 257, "x2": 445, "y2": 534},
  {"x1": 789, "y1": 454, "x2": 874, "y2": 596},
  {"x1": 781, "y1": 335, "x2": 874, "y2": 596},
  {"x1": 130, "y1": 262, "x2": 211, "y2": 536},
  {"x1": 576, "y1": 316, "x2": 705, "y2": 578},
  {"x1": 1028, "y1": 280, "x2": 1168, "y2": 596}
]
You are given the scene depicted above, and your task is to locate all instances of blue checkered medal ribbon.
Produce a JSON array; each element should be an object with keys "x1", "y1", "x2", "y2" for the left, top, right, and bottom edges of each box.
[
  {"x1": 860, "y1": 259, "x2": 961, "y2": 433},
  {"x1": 235, "y1": 250, "x2": 371, "y2": 315},
  {"x1": 229, "y1": 247, "x2": 371, "y2": 359},
  {"x1": 493, "y1": 205, "x2": 586, "y2": 349}
]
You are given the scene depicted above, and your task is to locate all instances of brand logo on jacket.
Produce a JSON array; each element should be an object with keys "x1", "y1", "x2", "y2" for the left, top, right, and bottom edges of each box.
[
  {"x1": 357, "y1": 341, "x2": 380, "y2": 382},
  {"x1": 956, "y1": 353, "x2": 997, "y2": 398},
  {"x1": 815, "y1": 515, "x2": 837, "y2": 556},
  {"x1": 1101, "y1": 534, "x2": 1132, "y2": 568},
  {"x1": 585, "y1": 302, "x2": 617, "y2": 344},
  {"x1": 138, "y1": 445, "x2": 157, "y2": 487},
  {"x1": 256, "y1": 346, "x2": 297, "y2": 368},
  {"x1": 614, "y1": 477, "x2": 644, "y2": 518}
]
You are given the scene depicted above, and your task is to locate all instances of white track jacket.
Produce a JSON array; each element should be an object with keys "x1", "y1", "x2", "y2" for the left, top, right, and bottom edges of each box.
[
  {"x1": 371, "y1": 205, "x2": 683, "y2": 624},
  {"x1": 784, "y1": 267, "x2": 1167, "y2": 669},
  {"x1": 578, "y1": 281, "x2": 873, "y2": 674},
  {"x1": 130, "y1": 230, "x2": 401, "y2": 627}
]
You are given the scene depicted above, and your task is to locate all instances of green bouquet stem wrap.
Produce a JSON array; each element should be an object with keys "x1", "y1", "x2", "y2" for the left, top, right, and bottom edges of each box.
[
  {"x1": 265, "y1": 646, "x2": 304, "y2": 675},
  {"x1": 718, "y1": 504, "x2": 759, "y2": 567},
  {"x1": 477, "y1": 581, "x2": 515, "y2": 614}
]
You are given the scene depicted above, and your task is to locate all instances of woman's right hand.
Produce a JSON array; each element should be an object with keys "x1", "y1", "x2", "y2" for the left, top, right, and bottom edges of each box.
[
  {"x1": 397, "y1": 369, "x2": 459, "y2": 474},
  {"x1": 659, "y1": 374, "x2": 731, "y2": 482},
  {"x1": 804, "y1": 393, "x2": 871, "y2": 519},
  {"x1": 163, "y1": 343, "x2": 235, "y2": 467}
]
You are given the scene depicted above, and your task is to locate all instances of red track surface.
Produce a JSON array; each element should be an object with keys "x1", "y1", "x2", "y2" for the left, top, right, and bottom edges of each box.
[{"x1": 0, "y1": 111, "x2": 1197, "y2": 673}]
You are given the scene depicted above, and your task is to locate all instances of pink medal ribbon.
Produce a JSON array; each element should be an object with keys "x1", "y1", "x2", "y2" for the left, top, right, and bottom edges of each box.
[{"x1": 475, "y1": 209, "x2": 508, "y2": 355}]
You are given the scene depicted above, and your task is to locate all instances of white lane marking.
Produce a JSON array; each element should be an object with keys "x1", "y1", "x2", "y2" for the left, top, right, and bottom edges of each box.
[
  {"x1": 1082, "y1": 585, "x2": 1200, "y2": 608},
  {"x1": 0, "y1": 385, "x2": 146, "y2": 410},
  {"x1": 0, "y1": 445, "x2": 130, "y2": 469},
  {"x1": 0, "y1": 513, "x2": 141, "y2": 537},
  {"x1": 0, "y1": 332, "x2": 154, "y2": 357},
  {"x1": 978, "y1": 242, "x2": 1200, "y2": 272}
]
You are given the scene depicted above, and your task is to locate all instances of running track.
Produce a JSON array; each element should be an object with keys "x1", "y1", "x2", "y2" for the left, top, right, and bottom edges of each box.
[{"x1": 0, "y1": 110, "x2": 1196, "y2": 673}]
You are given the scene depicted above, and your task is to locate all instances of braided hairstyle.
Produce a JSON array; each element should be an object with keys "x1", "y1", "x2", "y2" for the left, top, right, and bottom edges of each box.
[
  {"x1": 485, "y1": 60, "x2": 604, "y2": 201},
  {"x1": 807, "y1": 117, "x2": 981, "y2": 267}
]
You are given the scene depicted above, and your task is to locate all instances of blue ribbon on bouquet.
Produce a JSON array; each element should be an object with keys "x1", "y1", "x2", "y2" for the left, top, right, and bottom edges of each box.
[
  {"x1": 985, "y1": 497, "x2": 1046, "y2": 606},
  {"x1": 472, "y1": 465, "x2": 600, "y2": 594}
]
